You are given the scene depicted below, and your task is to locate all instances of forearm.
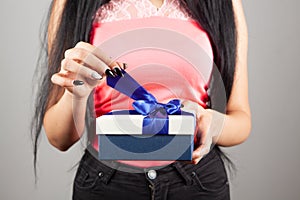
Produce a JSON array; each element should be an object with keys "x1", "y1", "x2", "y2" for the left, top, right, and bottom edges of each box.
[
  {"x1": 43, "y1": 90, "x2": 88, "y2": 151},
  {"x1": 212, "y1": 109, "x2": 251, "y2": 147},
  {"x1": 43, "y1": 41, "x2": 121, "y2": 150}
]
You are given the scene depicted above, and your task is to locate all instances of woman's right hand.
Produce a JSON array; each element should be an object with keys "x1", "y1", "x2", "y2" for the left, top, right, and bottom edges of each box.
[{"x1": 51, "y1": 41, "x2": 125, "y2": 99}]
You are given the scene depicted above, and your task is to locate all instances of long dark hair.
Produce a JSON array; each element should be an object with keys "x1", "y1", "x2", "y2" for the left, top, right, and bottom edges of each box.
[{"x1": 32, "y1": 0, "x2": 237, "y2": 176}]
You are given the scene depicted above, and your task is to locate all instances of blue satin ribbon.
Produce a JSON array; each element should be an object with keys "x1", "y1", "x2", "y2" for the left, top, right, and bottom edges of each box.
[{"x1": 107, "y1": 69, "x2": 182, "y2": 135}]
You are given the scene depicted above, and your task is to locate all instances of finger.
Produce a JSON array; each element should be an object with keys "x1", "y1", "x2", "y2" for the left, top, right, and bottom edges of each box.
[
  {"x1": 192, "y1": 149, "x2": 203, "y2": 164},
  {"x1": 65, "y1": 48, "x2": 122, "y2": 78},
  {"x1": 111, "y1": 62, "x2": 124, "y2": 77},
  {"x1": 64, "y1": 48, "x2": 112, "y2": 76},
  {"x1": 198, "y1": 114, "x2": 212, "y2": 144},
  {"x1": 192, "y1": 145, "x2": 203, "y2": 160},
  {"x1": 199, "y1": 129, "x2": 207, "y2": 147},
  {"x1": 115, "y1": 61, "x2": 128, "y2": 72},
  {"x1": 180, "y1": 100, "x2": 205, "y2": 119},
  {"x1": 51, "y1": 73, "x2": 74, "y2": 88},
  {"x1": 122, "y1": 62, "x2": 128, "y2": 70},
  {"x1": 192, "y1": 144, "x2": 211, "y2": 164},
  {"x1": 181, "y1": 100, "x2": 205, "y2": 111},
  {"x1": 192, "y1": 157, "x2": 202, "y2": 165},
  {"x1": 75, "y1": 42, "x2": 129, "y2": 77},
  {"x1": 75, "y1": 42, "x2": 119, "y2": 68},
  {"x1": 72, "y1": 42, "x2": 128, "y2": 78},
  {"x1": 61, "y1": 58, "x2": 102, "y2": 81}
]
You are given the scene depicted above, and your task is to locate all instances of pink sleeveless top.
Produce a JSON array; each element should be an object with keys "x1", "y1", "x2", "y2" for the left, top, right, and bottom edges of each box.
[{"x1": 90, "y1": 0, "x2": 214, "y2": 168}]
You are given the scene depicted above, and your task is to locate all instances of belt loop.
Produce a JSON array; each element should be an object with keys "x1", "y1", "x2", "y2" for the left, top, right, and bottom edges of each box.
[
  {"x1": 172, "y1": 162, "x2": 193, "y2": 186},
  {"x1": 100, "y1": 161, "x2": 118, "y2": 184}
]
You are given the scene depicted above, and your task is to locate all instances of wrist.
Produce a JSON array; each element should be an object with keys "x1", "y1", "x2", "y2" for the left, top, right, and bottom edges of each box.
[
  {"x1": 63, "y1": 89, "x2": 89, "y2": 103},
  {"x1": 207, "y1": 109, "x2": 226, "y2": 144}
]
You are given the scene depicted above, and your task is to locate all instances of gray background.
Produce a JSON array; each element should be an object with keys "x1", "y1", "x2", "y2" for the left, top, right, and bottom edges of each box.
[{"x1": 1, "y1": 0, "x2": 299, "y2": 199}]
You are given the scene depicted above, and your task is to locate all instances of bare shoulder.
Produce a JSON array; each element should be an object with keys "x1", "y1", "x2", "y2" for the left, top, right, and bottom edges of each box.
[
  {"x1": 232, "y1": 0, "x2": 245, "y2": 10},
  {"x1": 232, "y1": 0, "x2": 248, "y2": 36},
  {"x1": 231, "y1": 0, "x2": 248, "y2": 71},
  {"x1": 226, "y1": 0, "x2": 250, "y2": 114}
]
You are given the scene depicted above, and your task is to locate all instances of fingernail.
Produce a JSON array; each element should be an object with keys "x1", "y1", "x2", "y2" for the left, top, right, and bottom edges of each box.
[
  {"x1": 113, "y1": 67, "x2": 123, "y2": 77},
  {"x1": 91, "y1": 71, "x2": 102, "y2": 80},
  {"x1": 105, "y1": 69, "x2": 115, "y2": 77},
  {"x1": 123, "y1": 63, "x2": 128, "y2": 69},
  {"x1": 73, "y1": 80, "x2": 84, "y2": 86}
]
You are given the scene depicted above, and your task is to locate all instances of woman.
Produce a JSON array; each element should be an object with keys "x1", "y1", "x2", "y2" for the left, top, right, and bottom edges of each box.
[{"x1": 32, "y1": 0, "x2": 251, "y2": 199}]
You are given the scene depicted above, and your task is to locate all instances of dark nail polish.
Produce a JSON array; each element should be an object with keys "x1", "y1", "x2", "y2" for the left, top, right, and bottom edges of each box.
[
  {"x1": 73, "y1": 80, "x2": 84, "y2": 86},
  {"x1": 113, "y1": 67, "x2": 123, "y2": 77},
  {"x1": 105, "y1": 69, "x2": 115, "y2": 77},
  {"x1": 123, "y1": 63, "x2": 128, "y2": 69}
]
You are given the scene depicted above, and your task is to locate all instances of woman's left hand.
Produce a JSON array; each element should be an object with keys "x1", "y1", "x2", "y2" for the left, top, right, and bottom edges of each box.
[{"x1": 181, "y1": 100, "x2": 225, "y2": 164}]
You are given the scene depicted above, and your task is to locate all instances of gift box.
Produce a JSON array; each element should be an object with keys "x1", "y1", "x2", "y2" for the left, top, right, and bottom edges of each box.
[{"x1": 96, "y1": 70, "x2": 195, "y2": 161}]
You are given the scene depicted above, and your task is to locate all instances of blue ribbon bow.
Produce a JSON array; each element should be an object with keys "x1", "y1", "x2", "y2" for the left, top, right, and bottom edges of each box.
[{"x1": 107, "y1": 69, "x2": 182, "y2": 134}]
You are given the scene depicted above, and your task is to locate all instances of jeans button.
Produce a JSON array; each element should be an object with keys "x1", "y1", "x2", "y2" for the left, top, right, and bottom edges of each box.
[
  {"x1": 191, "y1": 171, "x2": 196, "y2": 177},
  {"x1": 98, "y1": 171, "x2": 104, "y2": 177},
  {"x1": 147, "y1": 170, "x2": 157, "y2": 180}
]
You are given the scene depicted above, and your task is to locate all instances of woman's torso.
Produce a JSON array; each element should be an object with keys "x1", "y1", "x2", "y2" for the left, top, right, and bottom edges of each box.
[{"x1": 90, "y1": 0, "x2": 214, "y2": 168}]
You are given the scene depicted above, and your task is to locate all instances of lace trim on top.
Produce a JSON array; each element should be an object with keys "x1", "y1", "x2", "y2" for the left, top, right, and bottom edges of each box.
[{"x1": 94, "y1": 0, "x2": 194, "y2": 24}]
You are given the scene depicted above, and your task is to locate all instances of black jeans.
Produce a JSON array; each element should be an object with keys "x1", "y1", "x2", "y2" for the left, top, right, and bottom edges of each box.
[{"x1": 72, "y1": 146, "x2": 230, "y2": 200}]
